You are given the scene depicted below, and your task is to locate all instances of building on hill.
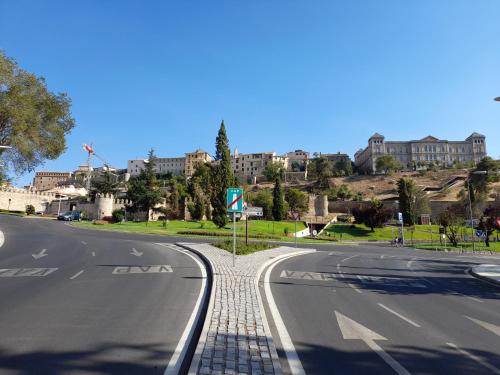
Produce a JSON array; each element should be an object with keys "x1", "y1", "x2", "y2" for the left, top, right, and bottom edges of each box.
[
  {"x1": 285, "y1": 150, "x2": 309, "y2": 171},
  {"x1": 127, "y1": 149, "x2": 212, "y2": 178},
  {"x1": 354, "y1": 132, "x2": 487, "y2": 174},
  {"x1": 33, "y1": 171, "x2": 73, "y2": 191},
  {"x1": 231, "y1": 149, "x2": 288, "y2": 183},
  {"x1": 321, "y1": 152, "x2": 351, "y2": 165}
]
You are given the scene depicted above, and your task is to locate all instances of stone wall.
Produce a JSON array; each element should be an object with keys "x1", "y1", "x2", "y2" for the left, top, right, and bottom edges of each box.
[{"x1": 0, "y1": 188, "x2": 56, "y2": 212}]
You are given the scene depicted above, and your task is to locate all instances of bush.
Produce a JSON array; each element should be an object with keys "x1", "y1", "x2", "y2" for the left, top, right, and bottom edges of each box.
[
  {"x1": 25, "y1": 204, "x2": 35, "y2": 215},
  {"x1": 112, "y1": 209, "x2": 125, "y2": 223}
]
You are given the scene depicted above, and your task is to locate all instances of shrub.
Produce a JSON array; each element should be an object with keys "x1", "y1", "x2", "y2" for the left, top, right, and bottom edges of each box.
[
  {"x1": 25, "y1": 204, "x2": 35, "y2": 215},
  {"x1": 112, "y1": 209, "x2": 125, "y2": 223}
]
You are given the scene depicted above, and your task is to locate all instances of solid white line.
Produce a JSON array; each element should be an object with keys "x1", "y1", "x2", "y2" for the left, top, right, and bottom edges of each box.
[
  {"x1": 341, "y1": 255, "x2": 359, "y2": 263},
  {"x1": 264, "y1": 250, "x2": 316, "y2": 375},
  {"x1": 0, "y1": 230, "x2": 4, "y2": 248},
  {"x1": 348, "y1": 283, "x2": 362, "y2": 293},
  {"x1": 377, "y1": 303, "x2": 421, "y2": 327},
  {"x1": 70, "y1": 270, "x2": 84, "y2": 280},
  {"x1": 447, "y1": 342, "x2": 500, "y2": 374},
  {"x1": 367, "y1": 339, "x2": 412, "y2": 375},
  {"x1": 156, "y1": 244, "x2": 208, "y2": 375}
]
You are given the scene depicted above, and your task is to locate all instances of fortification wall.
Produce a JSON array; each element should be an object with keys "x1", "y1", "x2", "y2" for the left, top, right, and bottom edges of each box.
[{"x1": 0, "y1": 188, "x2": 56, "y2": 212}]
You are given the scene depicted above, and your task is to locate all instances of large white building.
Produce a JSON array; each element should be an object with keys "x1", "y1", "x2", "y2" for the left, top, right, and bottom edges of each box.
[
  {"x1": 231, "y1": 150, "x2": 288, "y2": 182},
  {"x1": 354, "y1": 132, "x2": 487, "y2": 174}
]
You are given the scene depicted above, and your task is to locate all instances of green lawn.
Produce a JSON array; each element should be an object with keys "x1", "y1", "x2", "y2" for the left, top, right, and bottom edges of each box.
[
  {"x1": 321, "y1": 223, "x2": 443, "y2": 241},
  {"x1": 212, "y1": 240, "x2": 275, "y2": 255},
  {"x1": 73, "y1": 219, "x2": 307, "y2": 240},
  {"x1": 413, "y1": 241, "x2": 500, "y2": 252}
]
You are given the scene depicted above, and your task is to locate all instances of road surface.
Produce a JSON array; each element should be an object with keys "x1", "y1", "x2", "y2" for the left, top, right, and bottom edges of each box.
[
  {"x1": 262, "y1": 244, "x2": 500, "y2": 375},
  {"x1": 0, "y1": 215, "x2": 207, "y2": 375}
]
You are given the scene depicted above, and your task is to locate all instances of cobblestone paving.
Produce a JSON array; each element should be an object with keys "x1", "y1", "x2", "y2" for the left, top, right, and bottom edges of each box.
[{"x1": 177, "y1": 242, "x2": 310, "y2": 375}]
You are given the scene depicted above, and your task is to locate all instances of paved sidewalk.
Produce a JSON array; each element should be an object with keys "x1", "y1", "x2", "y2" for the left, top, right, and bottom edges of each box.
[
  {"x1": 177, "y1": 242, "x2": 312, "y2": 375},
  {"x1": 470, "y1": 264, "x2": 500, "y2": 286}
]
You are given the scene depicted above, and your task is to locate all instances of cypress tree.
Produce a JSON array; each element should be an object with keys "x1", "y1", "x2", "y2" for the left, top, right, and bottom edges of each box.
[
  {"x1": 211, "y1": 120, "x2": 234, "y2": 227},
  {"x1": 397, "y1": 178, "x2": 416, "y2": 226},
  {"x1": 272, "y1": 177, "x2": 285, "y2": 221}
]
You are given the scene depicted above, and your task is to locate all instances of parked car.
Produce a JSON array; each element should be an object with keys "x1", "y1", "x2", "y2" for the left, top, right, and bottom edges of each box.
[{"x1": 57, "y1": 211, "x2": 82, "y2": 221}]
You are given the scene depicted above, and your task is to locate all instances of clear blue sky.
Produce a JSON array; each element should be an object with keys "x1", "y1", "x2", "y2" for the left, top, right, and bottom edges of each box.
[{"x1": 1, "y1": 1, "x2": 499, "y2": 187}]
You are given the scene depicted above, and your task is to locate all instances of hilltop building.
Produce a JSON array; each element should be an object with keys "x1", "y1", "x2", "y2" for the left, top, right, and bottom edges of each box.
[
  {"x1": 354, "y1": 132, "x2": 487, "y2": 174},
  {"x1": 33, "y1": 171, "x2": 72, "y2": 191}
]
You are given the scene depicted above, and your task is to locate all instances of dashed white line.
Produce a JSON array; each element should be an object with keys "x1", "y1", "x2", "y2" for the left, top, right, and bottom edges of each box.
[
  {"x1": 0, "y1": 230, "x2": 4, "y2": 248},
  {"x1": 348, "y1": 283, "x2": 362, "y2": 293},
  {"x1": 336, "y1": 264, "x2": 345, "y2": 278},
  {"x1": 81, "y1": 241, "x2": 87, "y2": 245},
  {"x1": 92, "y1": 252, "x2": 96, "y2": 257},
  {"x1": 70, "y1": 270, "x2": 84, "y2": 280},
  {"x1": 445, "y1": 289, "x2": 483, "y2": 303},
  {"x1": 377, "y1": 303, "x2": 421, "y2": 327},
  {"x1": 447, "y1": 342, "x2": 500, "y2": 374},
  {"x1": 406, "y1": 257, "x2": 418, "y2": 269}
]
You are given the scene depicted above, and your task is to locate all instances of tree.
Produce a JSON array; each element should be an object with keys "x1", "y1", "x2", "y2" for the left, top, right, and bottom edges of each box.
[
  {"x1": 308, "y1": 156, "x2": 332, "y2": 188},
  {"x1": 376, "y1": 155, "x2": 401, "y2": 174},
  {"x1": 333, "y1": 159, "x2": 353, "y2": 176},
  {"x1": 352, "y1": 200, "x2": 394, "y2": 231},
  {"x1": 479, "y1": 201, "x2": 500, "y2": 247},
  {"x1": 0, "y1": 51, "x2": 75, "y2": 174},
  {"x1": 468, "y1": 157, "x2": 500, "y2": 203},
  {"x1": 438, "y1": 205, "x2": 465, "y2": 247},
  {"x1": 263, "y1": 161, "x2": 285, "y2": 181},
  {"x1": 211, "y1": 120, "x2": 234, "y2": 227},
  {"x1": 248, "y1": 189, "x2": 273, "y2": 220},
  {"x1": 336, "y1": 184, "x2": 353, "y2": 201},
  {"x1": 285, "y1": 188, "x2": 309, "y2": 214},
  {"x1": 126, "y1": 149, "x2": 164, "y2": 221},
  {"x1": 272, "y1": 177, "x2": 286, "y2": 221},
  {"x1": 187, "y1": 161, "x2": 212, "y2": 221},
  {"x1": 90, "y1": 171, "x2": 119, "y2": 199},
  {"x1": 397, "y1": 178, "x2": 430, "y2": 226}
]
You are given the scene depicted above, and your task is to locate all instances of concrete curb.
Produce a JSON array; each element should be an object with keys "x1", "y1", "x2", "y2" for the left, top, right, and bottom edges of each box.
[
  {"x1": 175, "y1": 243, "x2": 216, "y2": 375},
  {"x1": 469, "y1": 267, "x2": 500, "y2": 288}
]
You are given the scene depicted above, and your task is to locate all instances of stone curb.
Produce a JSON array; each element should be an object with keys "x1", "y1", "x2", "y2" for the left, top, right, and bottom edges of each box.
[{"x1": 469, "y1": 266, "x2": 500, "y2": 287}]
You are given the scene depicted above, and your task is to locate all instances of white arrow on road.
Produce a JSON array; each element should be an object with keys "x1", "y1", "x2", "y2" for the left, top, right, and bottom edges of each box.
[
  {"x1": 465, "y1": 316, "x2": 500, "y2": 337},
  {"x1": 131, "y1": 248, "x2": 143, "y2": 257},
  {"x1": 334, "y1": 311, "x2": 411, "y2": 375},
  {"x1": 32, "y1": 249, "x2": 48, "y2": 259}
]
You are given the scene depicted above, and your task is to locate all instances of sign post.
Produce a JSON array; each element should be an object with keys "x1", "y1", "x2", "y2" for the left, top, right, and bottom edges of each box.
[
  {"x1": 292, "y1": 211, "x2": 300, "y2": 248},
  {"x1": 398, "y1": 212, "x2": 404, "y2": 246},
  {"x1": 227, "y1": 188, "x2": 244, "y2": 267}
]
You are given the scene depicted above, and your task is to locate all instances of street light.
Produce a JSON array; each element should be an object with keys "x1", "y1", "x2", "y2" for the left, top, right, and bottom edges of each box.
[
  {"x1": 465, "y1": 170, "x2": 488, "y2": 251},
  {"x1": 494, "y1": 97, "x2": 500, "y2": 102}
]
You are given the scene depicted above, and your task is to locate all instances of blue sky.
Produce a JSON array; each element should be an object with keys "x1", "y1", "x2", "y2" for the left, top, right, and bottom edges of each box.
[{"x1": 1, "y1": 1, "x2": 499, "y2": 187}]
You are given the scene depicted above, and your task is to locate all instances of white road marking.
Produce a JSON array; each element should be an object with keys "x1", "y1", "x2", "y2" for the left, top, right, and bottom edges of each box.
[
  {"x1": 280, "y1": 270, "x2": 336, "y2": 281},
  {"x1": 113, "y1": 265, "x2": 172, "y2": 274},
  {"x1": 32, "y1": 249, "x2": 48, "y2": 259},
  {"x1": 0, "y1": 268, "x2": 58, "y2": 277},
  {"x1": 406, "y1": 257, "x2": 418, "y2": 269},
  {"x1": 0, "y1": 230, "x2": 4, "y2": 248},
  {"x1": 335, "y1": 311, "x2": 411, "y2": 375},
  {"x1": 92, "y1": 251, "x2": 96, "y2": 257},
  {"x1": 380, "y1": 255, "x2": 385, "y2": 259},
  {"x1": 336, "y1": 263, "x2": 345, "y2": 278},
  {"x1": 447, "y1": 342, "x2": 500, "y2": 374},
  {"x1": 70, "y1": 270, "x2": 84, "y2": 280},
  {"x1": 81, "y1": 241, "x2": 87, "y2": 245},
  {"x1": 378, "y1": 303, "x2": 421, "y2": 327},
  {"x1": 264, "y1": 251, "x2": 315, "y2": 375},
  {"x1": 445, "y1": 289, "x2": 483, "y2": 303},
  {"x1": 341, "y1": 255, "x2": 359, "y2": 263},
  {"x1": 131, "y1": 248, "x2": 143, "y2": 257},
  {"x1": 465, "y1": 316, "x2": 500, "y2": 337},
  {"x1": 328, "y1": 251, "x2": 344, "y2": 256},
  {"x1": 156, "y1": 244, "x2": 209, "y2": 375},
  {"x1": 348, "y1": 283, "x2": 362, "y2": 293}
]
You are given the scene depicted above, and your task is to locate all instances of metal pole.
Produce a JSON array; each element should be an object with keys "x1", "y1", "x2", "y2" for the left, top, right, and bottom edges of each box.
[
  {"x1": 57, "y1": 196, "x2": 62, "y2": 216},
  {"x1": 401, "y1": 218, "x2": 405, "y2": 246},
  {"x1": 233, "y1": 213, "x2": 236, "y2": 267},
  {"x1": 245, "y1": 214, "x2": 249, "y2": 246},
  {"x1": 295, "y1": 219, "x2": 298, "y2": 248},
  {"x1": 466, "y1": 176, "x2": 475, "y2": 252}
]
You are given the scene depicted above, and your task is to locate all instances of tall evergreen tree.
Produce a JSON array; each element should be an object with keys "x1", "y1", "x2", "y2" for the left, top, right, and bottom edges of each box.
[
  {"x1": 272, "y1": 177, "x2": 286, "y2": 221},
  {"x1": 211, "y1": 120, "x2": 234, "y2": 227}
]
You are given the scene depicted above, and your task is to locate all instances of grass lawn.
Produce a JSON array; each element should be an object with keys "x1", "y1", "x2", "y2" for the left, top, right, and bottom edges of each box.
[
  {"x1": 73, "y1": 219, "x2": 307, "y2": 240},
  {"x1": 212, "y1": 240, "x2": 275, "y2": 255},
  {"x1": 321, "y1": 223, "x2": 443, "y2": 241}
]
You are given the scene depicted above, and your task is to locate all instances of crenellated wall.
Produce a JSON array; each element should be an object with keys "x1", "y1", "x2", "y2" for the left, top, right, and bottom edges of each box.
[{"x1": 0, "y1": 188, "x2": 56, "y2": 212}]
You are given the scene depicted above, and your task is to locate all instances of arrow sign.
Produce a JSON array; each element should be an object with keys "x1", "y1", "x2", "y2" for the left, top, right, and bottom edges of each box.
[
  {"x1": 131, "y1": 248, "x2": 143, "y2": 257},
  {"x1": 334, "y1": 311, "x2": 411, "y2": 375},
  {"x1": 465, "y1": 316, "x2": 500, "y2": 337},
  {"x1": 32, "y1": 249, "x2": 48, "y2": 259}
]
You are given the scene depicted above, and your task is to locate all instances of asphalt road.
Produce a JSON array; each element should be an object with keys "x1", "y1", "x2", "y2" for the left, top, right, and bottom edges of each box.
[
  {"x1": 0, "y1": 215, "x2": 207, "y2": 375},
  {"x1": 262, "y1": 244, "x2": 500, "y2": 375}
]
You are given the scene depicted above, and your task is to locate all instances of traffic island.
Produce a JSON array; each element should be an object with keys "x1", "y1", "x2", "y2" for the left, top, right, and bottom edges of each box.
[
  {"x1": 470, "y1": 264, "x2": 500, "y2": 287},
  {"x1": 177, "y1": 242, "x2": 312, "y2": 375}
]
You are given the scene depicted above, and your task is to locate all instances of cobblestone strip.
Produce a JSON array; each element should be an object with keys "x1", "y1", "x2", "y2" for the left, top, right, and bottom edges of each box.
[{"x1": 178, "y1": 242, "x2": 311, "y2": 375}]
